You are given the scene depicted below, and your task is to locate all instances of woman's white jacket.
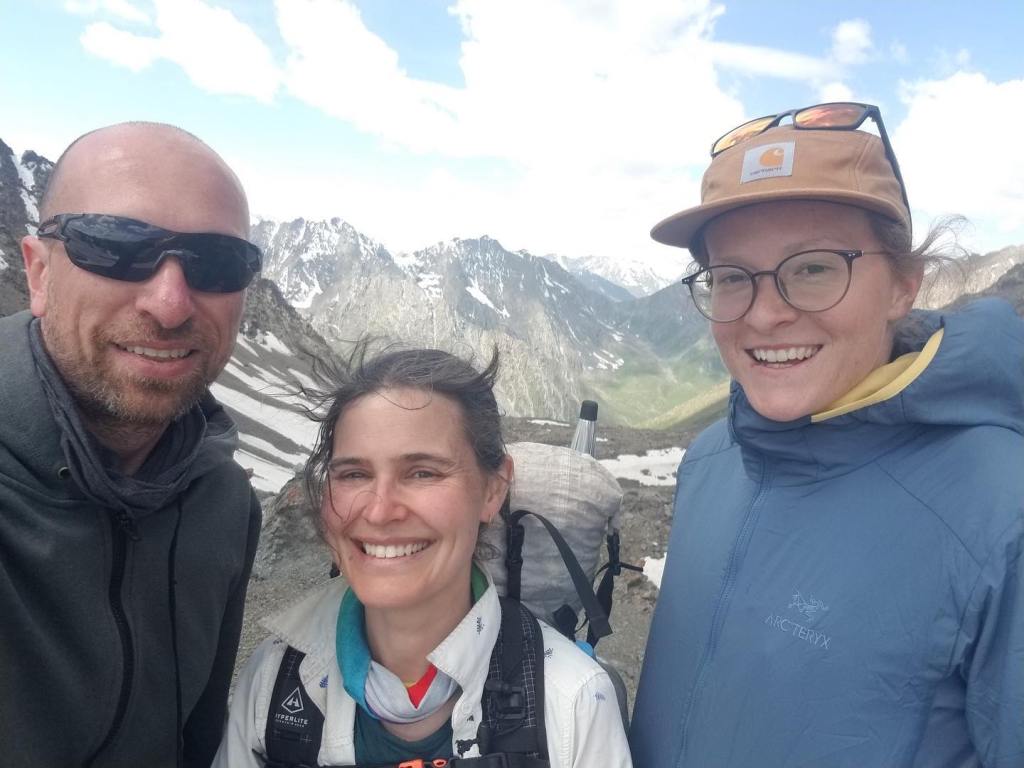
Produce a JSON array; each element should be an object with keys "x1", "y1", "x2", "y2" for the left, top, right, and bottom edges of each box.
[{"x1": 215, "y1": 570, "x2": 632, "y2": 767}]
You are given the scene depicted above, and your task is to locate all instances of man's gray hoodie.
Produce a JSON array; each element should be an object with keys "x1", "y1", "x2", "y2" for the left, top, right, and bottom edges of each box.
[{"x1": 0, "y1": 310, "x2": 261, "y2": 767}]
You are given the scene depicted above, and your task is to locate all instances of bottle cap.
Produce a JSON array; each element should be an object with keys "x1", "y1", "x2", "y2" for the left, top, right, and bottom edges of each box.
[{"x1": 579, "y1": 400, "x2": 598, "y2": 421}]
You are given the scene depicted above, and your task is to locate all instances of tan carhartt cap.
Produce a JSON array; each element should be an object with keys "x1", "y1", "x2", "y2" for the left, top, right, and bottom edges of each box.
[{"x1": 651, "y1": 125, "x2": 911, "y2": 250}]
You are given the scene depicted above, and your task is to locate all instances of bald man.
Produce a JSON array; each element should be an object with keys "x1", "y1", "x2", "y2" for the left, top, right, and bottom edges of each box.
[{"x1": 1, "y1": 123, "x2": 262, "y2": 767}]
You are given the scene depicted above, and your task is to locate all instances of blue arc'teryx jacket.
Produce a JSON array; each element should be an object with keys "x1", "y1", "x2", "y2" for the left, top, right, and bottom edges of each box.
[{"x1": 630, "y1": 299, "x2": 1024, "y2": 768}]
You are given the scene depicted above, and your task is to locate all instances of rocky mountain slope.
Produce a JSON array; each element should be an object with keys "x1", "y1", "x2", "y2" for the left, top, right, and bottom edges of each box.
[
  {"x1": 0, "y1": 139, "x2": 50, "y2": 316},
  {"x1": 955, "y1": 261, "x2": 1024, "y2": 314},
  {"x1": 253, "y1": 216, "x2": 723, "y2": 424},
  {"x1": 920, "y1": 244, "x2": 1024, "y2": 307}
]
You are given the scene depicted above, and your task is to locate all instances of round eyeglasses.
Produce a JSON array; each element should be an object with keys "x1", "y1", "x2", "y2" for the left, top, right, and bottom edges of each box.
[{"x1": 681, "y1": 249, "x2": 869, "y2": 323}]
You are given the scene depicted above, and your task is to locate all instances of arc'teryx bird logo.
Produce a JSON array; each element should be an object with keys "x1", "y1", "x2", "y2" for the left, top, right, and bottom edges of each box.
[
  {"x1": 789, "y1": 591, "x2": 829, "y2": 621},
  {"x1": 763, "y1": 588, "x2": 833, "y2": 650}
]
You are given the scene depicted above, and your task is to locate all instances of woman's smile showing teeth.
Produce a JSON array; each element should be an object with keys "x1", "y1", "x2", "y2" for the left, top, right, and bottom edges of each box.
[
  {"x1": 748, "y1": 345, "x2": 821, "y2": 365},
  {"x1": 360, "y1": 541, "x2": 431, "y2": 560}
]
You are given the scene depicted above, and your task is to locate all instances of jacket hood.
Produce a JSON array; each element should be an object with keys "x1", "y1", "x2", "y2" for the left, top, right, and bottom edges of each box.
[
  {"x1": 0, "y1": 310, "x2": 239, "y2": 498},
  {"x1": 729, "y1": 299, "x2": 1024, "y2": 480},
  {"x1": 838, "y1": 299, "x2": 1023, "y2": 433}
]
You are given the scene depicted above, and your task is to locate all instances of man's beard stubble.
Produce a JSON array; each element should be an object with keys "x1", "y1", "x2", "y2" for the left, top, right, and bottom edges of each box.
[{"x1": 42, "y1": 314, "x2": 214, "y2": 430}]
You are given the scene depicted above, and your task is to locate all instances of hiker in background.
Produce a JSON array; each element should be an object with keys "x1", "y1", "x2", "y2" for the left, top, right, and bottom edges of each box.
[
  {"x1": 2, "y1": 123, "x2": 262, "y2": 766},
  {"x1": 631, "y1": 102, "x2": 1024, "y2": 766},
  {"x1": 215, "y1": 345, "x2": 632, "y2": 767}
]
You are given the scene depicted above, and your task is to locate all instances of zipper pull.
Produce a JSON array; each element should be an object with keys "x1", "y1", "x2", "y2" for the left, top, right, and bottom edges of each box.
[{"x1": 114, "y1": 508, "x2": 141, "y2": 541}]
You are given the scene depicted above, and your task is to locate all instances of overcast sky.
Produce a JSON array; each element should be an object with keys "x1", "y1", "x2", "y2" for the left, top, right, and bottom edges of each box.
[{"x1": 3, "y1": 0, "x2": 1022, "y2": 268}]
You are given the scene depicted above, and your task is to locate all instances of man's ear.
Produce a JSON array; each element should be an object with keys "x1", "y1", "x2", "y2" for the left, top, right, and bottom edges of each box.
[{"x1": 22, "y1": 235, "x2": 51, "y2": 317}]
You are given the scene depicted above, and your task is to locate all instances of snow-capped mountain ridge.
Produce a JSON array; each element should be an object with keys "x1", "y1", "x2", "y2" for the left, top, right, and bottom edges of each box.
[
  {"x1": 546, "y1": 251, "x2": 688, "y2": 298},
  {"x1": 250, "y1": 222, "x2": 656, "y2": 419}
]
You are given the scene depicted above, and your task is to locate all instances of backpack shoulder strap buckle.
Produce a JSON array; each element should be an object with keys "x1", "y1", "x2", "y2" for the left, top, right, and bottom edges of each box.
[{"x1": 482, "y1": 679, "x2": 525, "y2": 721}]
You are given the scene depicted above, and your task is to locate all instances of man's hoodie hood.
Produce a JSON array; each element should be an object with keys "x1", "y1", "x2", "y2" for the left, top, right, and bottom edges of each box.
[{"x1": 0, "y1": 310, "x2": 239, "y2": 507}]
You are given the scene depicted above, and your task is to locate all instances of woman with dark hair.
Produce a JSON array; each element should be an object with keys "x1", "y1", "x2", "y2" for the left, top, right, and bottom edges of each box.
[
  {"x1": 215, "y1": 345, "x2": 632, "y2": 767},
  {"x1": 630, "y1": 103, "x2": 1024, "y2": 766}
]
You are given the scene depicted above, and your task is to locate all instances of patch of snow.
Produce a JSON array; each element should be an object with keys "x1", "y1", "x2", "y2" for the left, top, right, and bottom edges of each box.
[
  {"x1": 14, "y1": 155, "x2": 39, "y2": 225},
  {"x1": 643, "y1": 555, "x2": 665, "y2": 590},
  {"x1": 528, "y1": 418, "x2": 569, "y2": 427},
  {"x1": 287, "y1": 367, "x2": 318, "y2": 390},
  {"x1": 14, "y1": 155, "x2": 34, "y2": 188},
  {"x1": 235, "y1": 449, "x2": 298, "y2": 495},
  {"x1": 223, "y1": 360, "x2": 293, "y2": 391},
  {"x1": 466, "y1": 284, "x2": 496, "y2": 310},
  {"x1": 600, "y1": 447, "x2": 685, "y2": 486},
  {"x1": 592, "y1": 350, "x2": 624, "y2": 372},
  {"x1": 542, "y1": 272, "x2": 570, "y2": 294},
  {"x1": 0, "y1": 252, "x2": 7, "y2": 272},
  {"x1": 235, "y1": 336, "x2": 257, "y2": 355},
  {"x1": 418, "y1": 272, "x2": 442, "y2": 299},
  {"x1": 211, "y1": 379, "x2": 319, "y2": 495},
  {"x1": 596, "y1": 437, "x2": 609, "y2": 442},
  {"x1": 239, "y1": 434, "x2": 306, "y2": 466},
  {"x1": 20, "y1": 191, "x2": 38, "y2": 229},
  {"x1": 465, "y1": 279, "x2": 510, "y2": 317},
  {"x1": 394, "y1": 251, "x2": 425, "y2": 271},
  {"x1": 290, "y1": 276, "x2": 322, "y2": 310},
  {"x1": 254, "y1": 331, "x2": 292, "y2": 356},
  {"x1": 210, "y1": 383, "x2": 318, "y2": 453}
]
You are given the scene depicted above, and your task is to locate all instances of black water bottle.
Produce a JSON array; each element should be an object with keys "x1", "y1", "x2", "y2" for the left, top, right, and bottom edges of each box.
[{"x1": 569, "y1": 400, "x2": 598, "y2": 458}]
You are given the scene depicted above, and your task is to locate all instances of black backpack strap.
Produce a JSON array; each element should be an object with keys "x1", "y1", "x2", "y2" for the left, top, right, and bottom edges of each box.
[
  {"x1": 263, "y1": 645, "x2": 325, "y2": 768},
  {"x1": 587, "y1": 531, "x2": 642, "y2": 647},
  {"x1": 473, "y1": 597, "x2": 548, "y2": 762},
  {"x1": 449, "y1": 756, "x2": 550, "y2": 767},
  {"x1": 504, "y1": 508, "x2": 611, "y2": 643},
  {"x1": 339, "y1": 757, "x2": 549, "y2": 767}
]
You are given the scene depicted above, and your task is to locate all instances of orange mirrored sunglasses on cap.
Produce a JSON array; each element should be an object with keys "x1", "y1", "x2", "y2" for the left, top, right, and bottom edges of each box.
[{"x1": 710, "y1": 101, "x2": 909, "y2": 212}]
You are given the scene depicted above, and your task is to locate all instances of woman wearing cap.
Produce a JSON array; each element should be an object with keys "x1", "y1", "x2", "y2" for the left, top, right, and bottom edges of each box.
[
  {"x1": 216, "y1": 345, "x2": 633, "y2": 768},
  {"x1": 630, "y1": 103, "x2": 1024, "y2": 767}
]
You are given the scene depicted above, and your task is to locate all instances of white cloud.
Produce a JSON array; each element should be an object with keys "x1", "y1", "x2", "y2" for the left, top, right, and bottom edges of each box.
[
  {"x1": 708, "y1": 41, "x2": 836, "y2": 82},
  {"x1": 65, "y1": 0, "x2": 151, "y2": 24},
  {"x1": 895, "y1": 71, "x2": 1024, "y2": 249},
  {"x1": 831, "y1": 19, "x2": 871, "y2": 66},
  {"x1": 818, "y1": 81, "x2": 854, "y2": 102},
  {"x1": 273, "y1": 0, "x2": 743, "y2": 171},
  {"x1": 62, "y1": 0, "x2": 893, "y2": 264},
  {"x1": 81, "y1": 21, "x2": 159, "y2": 71},
  {"x1": 276, "y1": 0, "x2": 461, "y2": 154},
  {"x1": 78, "y1": 0, "x2": 281, "y2": 102}
]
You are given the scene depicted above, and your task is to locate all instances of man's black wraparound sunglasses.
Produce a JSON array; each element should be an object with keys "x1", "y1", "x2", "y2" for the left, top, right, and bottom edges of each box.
[
  {"x1": 36, "y1": 213, "x2": 262, "y2": 293},
  {"x1": 710, "y1": 101, "x2": 910, "y2": 213}
]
